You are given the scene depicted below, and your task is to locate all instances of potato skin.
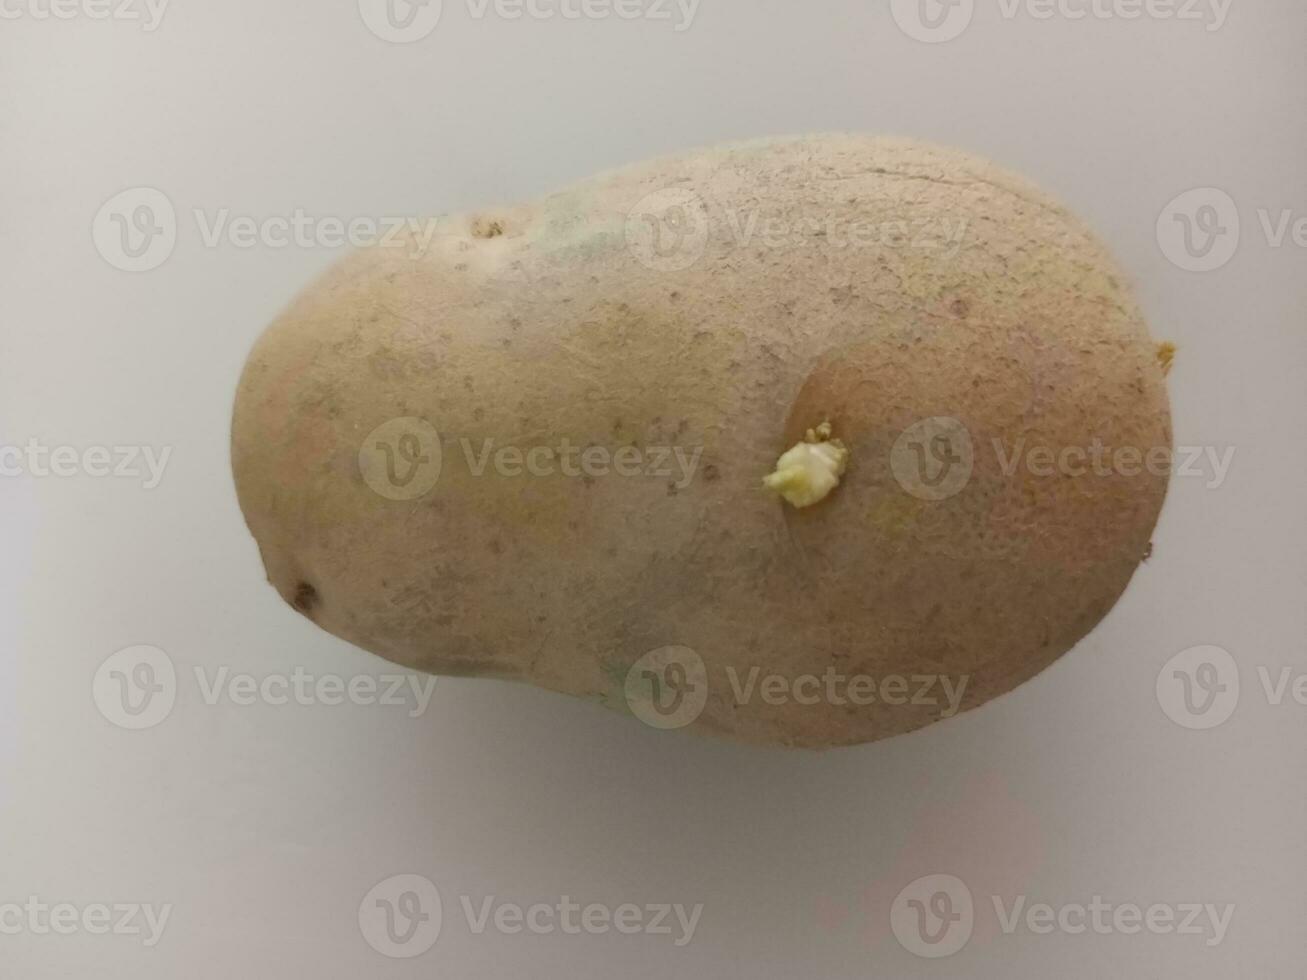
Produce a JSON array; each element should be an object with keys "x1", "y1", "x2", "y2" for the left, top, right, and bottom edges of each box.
[{"x1": 232, "y1": 134, "x2": 1170, "y2": 749}]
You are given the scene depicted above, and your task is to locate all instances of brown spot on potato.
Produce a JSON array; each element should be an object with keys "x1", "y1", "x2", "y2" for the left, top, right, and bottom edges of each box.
[
  {"x1": 470, "y1": 218, "x2": 505, "y2": 239},
  {"x1": 292, "y1": 581, "x2": 319, "y2": 615}
]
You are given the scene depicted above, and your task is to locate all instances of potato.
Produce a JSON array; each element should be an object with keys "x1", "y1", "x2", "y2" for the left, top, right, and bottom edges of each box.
[{"x1": 231, "y1": 134, "x2": 1171, "y2": 749}]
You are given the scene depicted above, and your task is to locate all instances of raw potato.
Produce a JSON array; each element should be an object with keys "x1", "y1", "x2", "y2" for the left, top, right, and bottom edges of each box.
[{"x1": 231, "y1": 134, "x2": 1171, "y2": 749}]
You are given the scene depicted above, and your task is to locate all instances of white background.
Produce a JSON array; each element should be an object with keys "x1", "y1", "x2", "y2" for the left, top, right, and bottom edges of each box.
[{"x1": 3, "y1": 0, "x2": 1305, "y2": 976}]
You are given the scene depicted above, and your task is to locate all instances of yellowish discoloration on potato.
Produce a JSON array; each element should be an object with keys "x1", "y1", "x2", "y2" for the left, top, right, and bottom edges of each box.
[
  {"x1": 1157, "y1": 342, "x2": 1177, "y2": 376},
  {"x1": 764, "y1": 422, "x2": 849, "y2": 508},
  {"x1": 232, "y1": 134, "x2": 1171, "y2": 748}
]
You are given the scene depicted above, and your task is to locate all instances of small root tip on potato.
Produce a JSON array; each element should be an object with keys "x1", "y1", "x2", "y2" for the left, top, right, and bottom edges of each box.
[{"x1": 1158, "y1": 342, "x2": 1177, "y2": 376}]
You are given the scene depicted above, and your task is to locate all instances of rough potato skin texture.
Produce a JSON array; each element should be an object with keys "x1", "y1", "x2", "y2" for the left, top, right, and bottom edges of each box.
[{"x1": 232, "y1": 134, "x2": 1171, "y2": 749}]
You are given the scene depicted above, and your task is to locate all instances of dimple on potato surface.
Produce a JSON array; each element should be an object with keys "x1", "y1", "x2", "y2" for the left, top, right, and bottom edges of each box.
[{"x1": 231, "y1": 134, "x2": 1171, "y2": 749}]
